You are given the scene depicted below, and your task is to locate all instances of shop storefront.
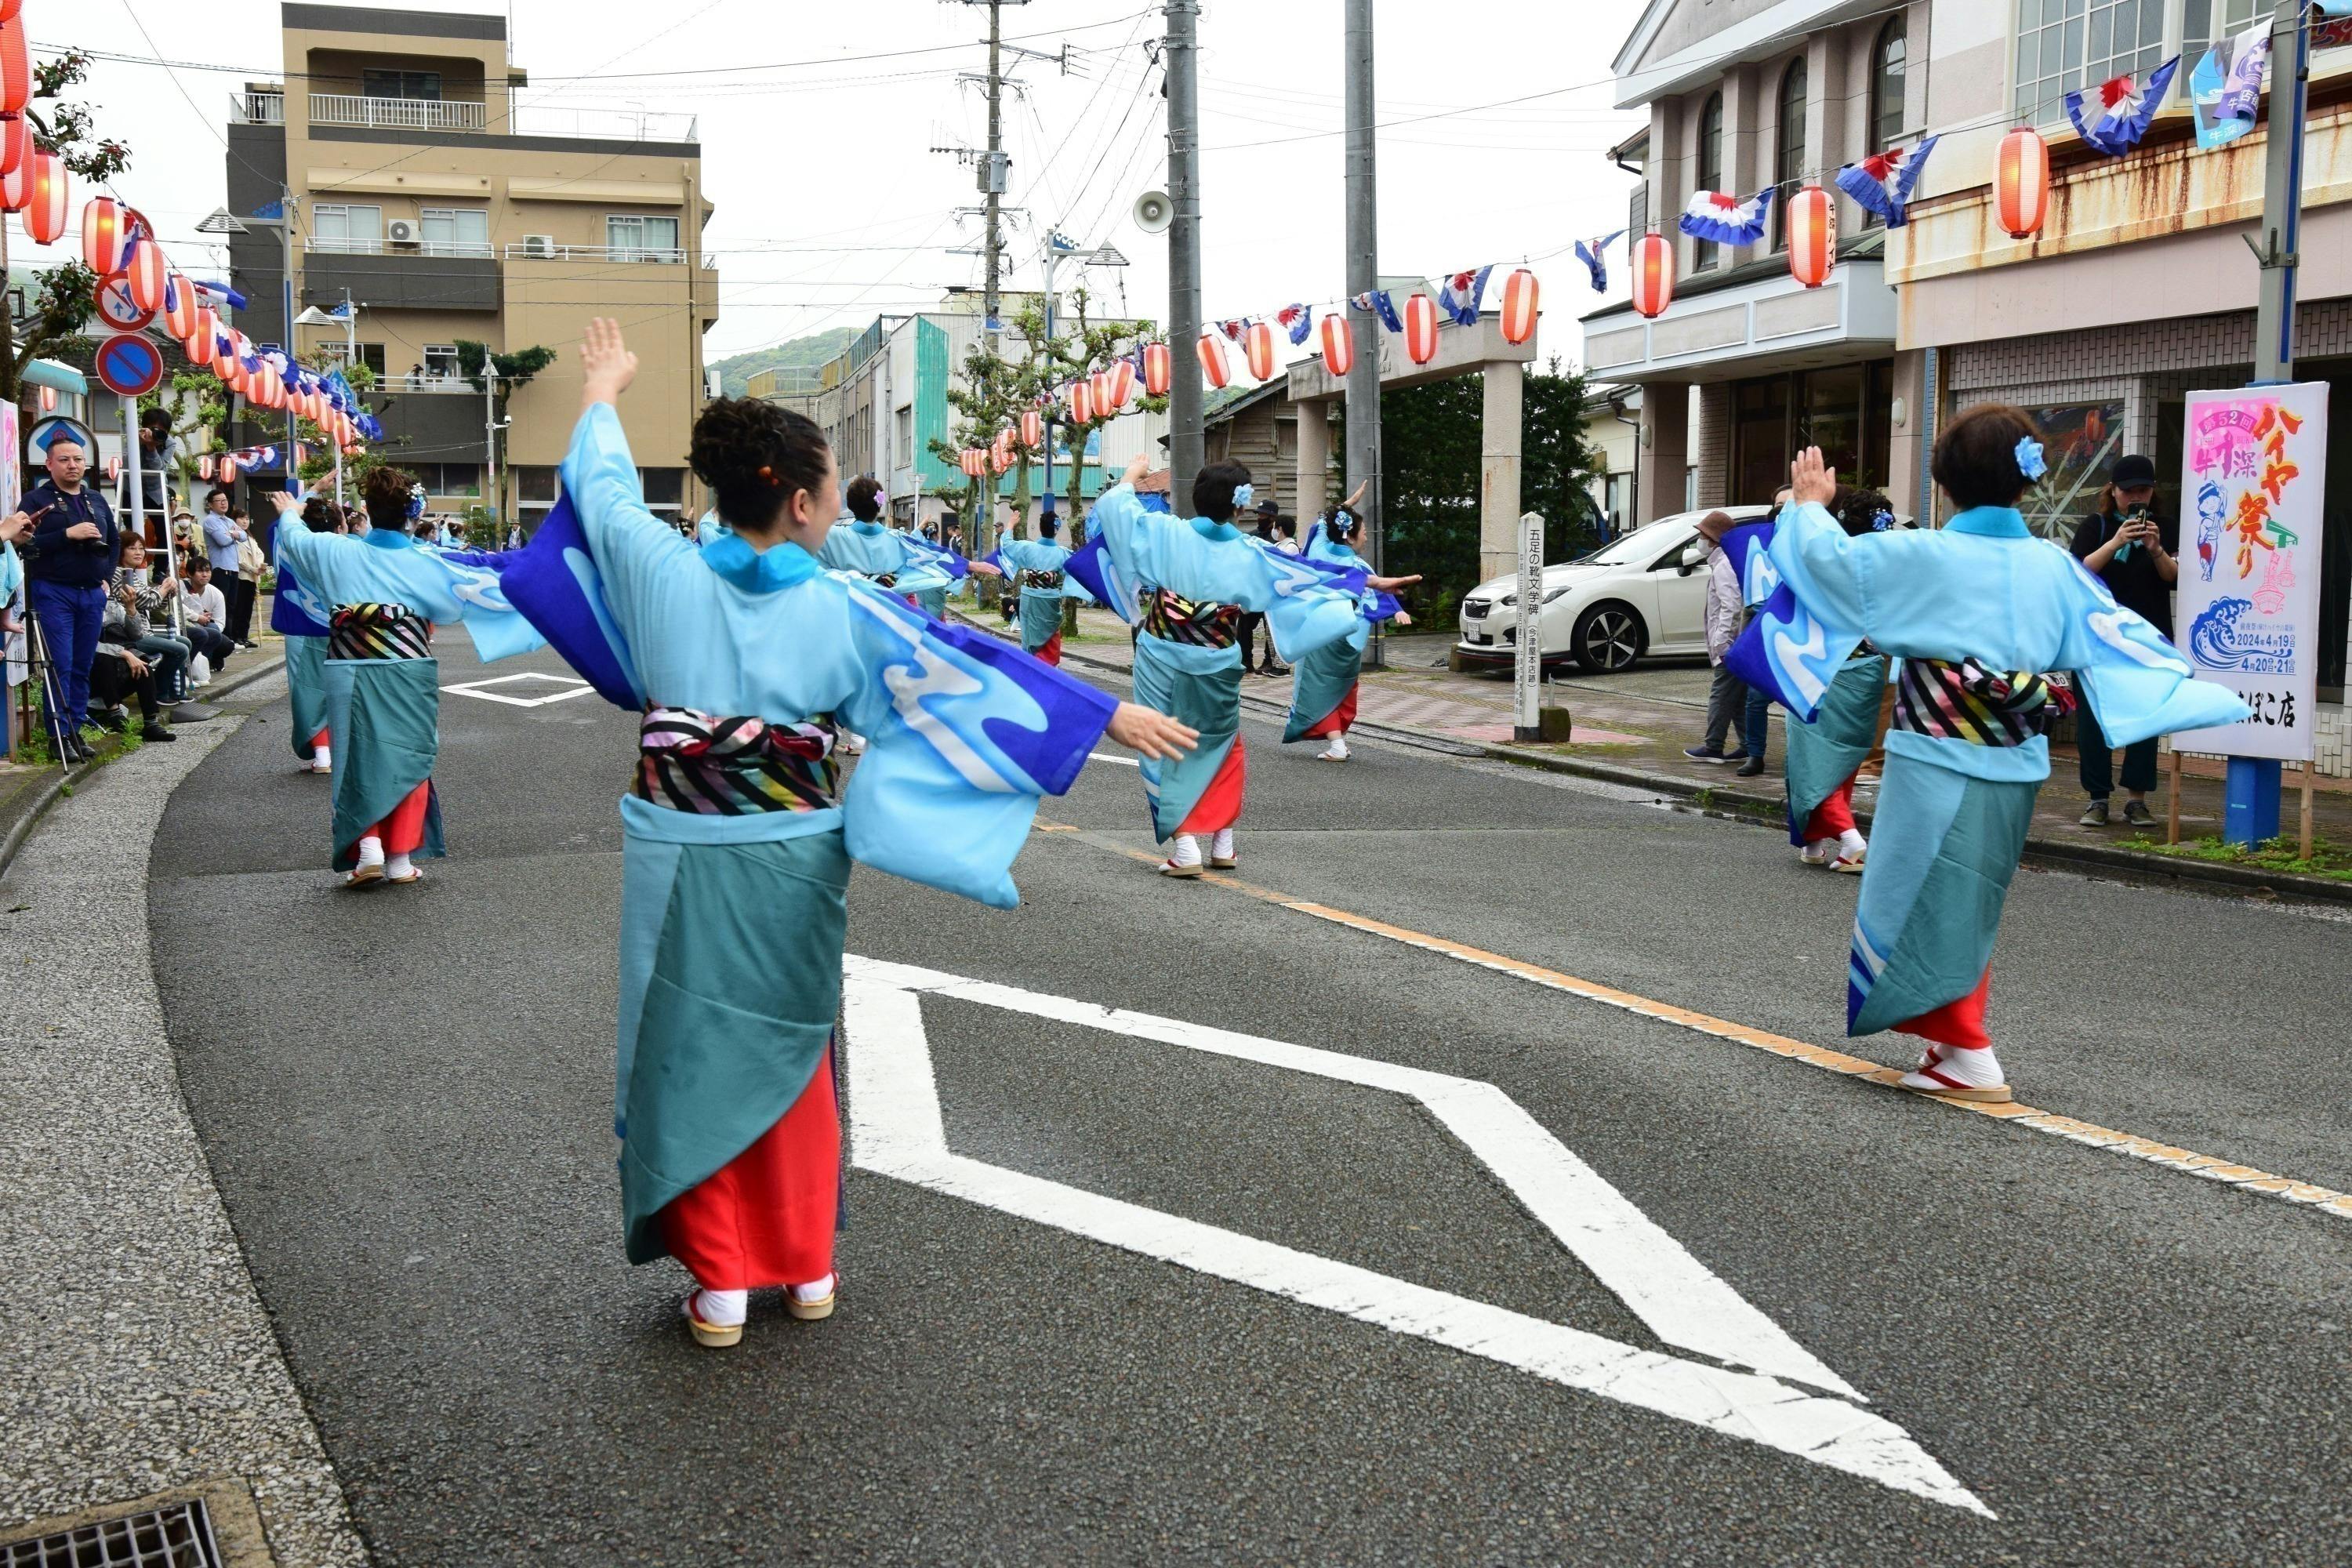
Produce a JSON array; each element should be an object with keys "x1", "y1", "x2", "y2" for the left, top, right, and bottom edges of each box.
[{"x1": 1729, "y1": 361, "x2": 1896, "y2": 507}]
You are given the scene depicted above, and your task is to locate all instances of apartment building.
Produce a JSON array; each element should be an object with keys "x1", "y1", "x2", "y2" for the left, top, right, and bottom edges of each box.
[
  {"x1": 1582, "y1": 2, "x2": 1929, "y2": 525},
  {"x1": 226, "y1": 3, "x2": 718, "y2": 528},
  {"x1": 1893, "y1": 0, "x2": 2352, "y2": 770},
  {"x1": 760, "y1": 290, "x2": 1167, "y2": 532}
]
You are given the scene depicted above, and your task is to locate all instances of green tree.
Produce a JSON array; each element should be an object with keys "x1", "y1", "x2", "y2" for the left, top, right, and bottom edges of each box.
[
  {"x1": 1, "y1": 49, "x2": 134, "y2": 402},
  {"x1": 455, "y1": 339, "x2": 555, "y2": 523}
]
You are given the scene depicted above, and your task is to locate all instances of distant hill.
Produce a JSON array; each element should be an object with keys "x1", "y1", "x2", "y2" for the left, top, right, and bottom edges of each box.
[{"x1": 710, "y1": 328, "x2": 858, "y2": 397}]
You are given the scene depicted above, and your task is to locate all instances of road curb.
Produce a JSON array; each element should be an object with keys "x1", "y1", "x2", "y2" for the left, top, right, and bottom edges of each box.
[
  {"x1": 0, "y1": 651, "x2": 283, "y2": 884},
  {"x1": 1011, "y1": 624, "x2": 2352, "y2": 909}
]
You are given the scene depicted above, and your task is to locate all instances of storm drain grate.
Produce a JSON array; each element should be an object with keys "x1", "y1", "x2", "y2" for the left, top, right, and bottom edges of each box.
[{"x1": 0, "y1": 1500, "x2": 222, "y2": 1568}]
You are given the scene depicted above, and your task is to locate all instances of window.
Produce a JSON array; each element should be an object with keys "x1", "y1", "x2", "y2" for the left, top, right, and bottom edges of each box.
[
  {"x1": 640, "y1": 468, "x2": 684, "y2": 509},
  {"x1": 412, "y1": 463, "x2": 481, "y2": 498},
  {"x1": 606, "y1": 214, "x2": 683, "y2": 261},
  {"x1": 311, "y1": 203, "x2": 382, "y2": 252},
  {"x1": 1772, "y1": 59, "x2": 1807, "y2": 252},
  {"x1": 1693, "y1": 93, "x2": 1723, "y2": 273},
  {"x1": 514, "y1": 466, "x2": 559, "y2": 503},
  {"x1": 2015, "y1": 0, "x2": 2166, "y2": 127},
  {"x1": 895, "y1": 405, "x2": 913, "y2": 460},
  {"x1": 364, "y1": 69, "x2": 442, "y2": 101},
  {"x1": 423, "y1": 344, "x2": 461, "y2": 379},
  {"x1": 2184, "y1": 0, "x2": 2263, "y2": 56},
  {"x1": 321, "y1": 340, "x2": 387, "y2": 379},
  {"x1": 1871, "y1": 17, "x2": 1907, "y2": 150},
  {"x1": 419, "y1": 207, "x2": 490, "y2": 258}
]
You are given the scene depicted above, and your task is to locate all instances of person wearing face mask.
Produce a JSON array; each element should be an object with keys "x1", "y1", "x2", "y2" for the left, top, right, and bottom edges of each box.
[
  {"x1": 2067, "y1": 453, "x2": 2178, "y2": 827},
  {"x1": 510, "y1": 318, "x2": 1196, "y2": 1348}
]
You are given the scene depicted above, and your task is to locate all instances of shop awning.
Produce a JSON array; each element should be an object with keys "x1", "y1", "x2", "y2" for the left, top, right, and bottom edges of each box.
[{"x1": 20, "y1": 358, "x2": 88, "y2": 395}]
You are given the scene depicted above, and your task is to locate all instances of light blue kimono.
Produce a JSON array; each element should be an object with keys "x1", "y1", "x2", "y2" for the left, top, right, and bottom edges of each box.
[
  {"x1": 1759, "y1": 503, "x2": 2248, "y2": 1037},
  {"x1": 271, "y1": 523, "x2": 543, "y2": 867},
  {"x1": 1283, "y1": 524, "x2": 1400, "y2": 743},
  {"x1": 991, "y1": 535, "x2": 1094, "y2": 655},
  {"x1": 817, "y1": 520, "x2": 953, "y2": 597},
  {"x1": 558, "y1": 404, "x2": 1119, "y2": 1264},
  {"x1": 0, "y1": 539, "x2": 19, "y2": 605},
  {"x1": 1091, "y1": 483, "x2": 1377, "y2": 840}
]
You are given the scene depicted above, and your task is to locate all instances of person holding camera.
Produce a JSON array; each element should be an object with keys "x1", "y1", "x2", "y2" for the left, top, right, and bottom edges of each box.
[
  {"x1": 20, "y1": 437, "x2": 119, "y2": 759},
  {"x1": 2068, "y1": 453, "x2": 2178, "y2": 828}
]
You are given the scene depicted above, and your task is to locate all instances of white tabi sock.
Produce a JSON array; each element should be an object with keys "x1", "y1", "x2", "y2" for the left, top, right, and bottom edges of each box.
[
  {"x1": 313, "y1": 744, "x2": 332, "y2": 771},
  {"x1": 385, "y1": 851, "x2": 415, "y2": 880},
  {"x1": 1210, "y1": 826, "x2": 1236, "y2": 860},
  {"x1": 355, "y1": 835, "x2": 385, "y2": 870},
  {"x1": 1166, "y1": 833, "x2": 1203, "y2": 869},
  {"x1": 789, "y1": 1274, "x2": 836, "y2": 1305},
  {"x1": 1322, "y1": 735, "x2": 1349, "y2": 760},
  {"x1": 688, "y1": 1287, "x2": 747, "y2": 1327},
  {"x1": 1902, "y1": 1042, "x2": 2005, "y2": 1091},
  {"x1": 1838, "y1": 828, "x2": 1868, "y2": 858}
]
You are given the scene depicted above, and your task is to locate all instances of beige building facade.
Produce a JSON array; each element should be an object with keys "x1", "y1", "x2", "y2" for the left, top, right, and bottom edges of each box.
[{"x1": 227, "y1": 3, "x2": 717, "y2": 528}]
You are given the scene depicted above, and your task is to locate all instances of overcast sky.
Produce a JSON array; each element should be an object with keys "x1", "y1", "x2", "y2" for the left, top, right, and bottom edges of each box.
[{"x1": 31, "y1": 0, "x2": 1650, "y2": 368}]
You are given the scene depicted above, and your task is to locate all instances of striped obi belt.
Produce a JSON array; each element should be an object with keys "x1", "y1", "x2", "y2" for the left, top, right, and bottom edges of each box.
[
  {"x1": 633, "y1": 706, "x2": 841, "y2": 815},
  {"x1": 327, "y1": 603, "x2": 432, "y2": 660},
  {"x1": 1140, "y1": 587, "x2": 1244, "y2": 648},
  {"x1": 1892, "y1": 657, "x2": 2077, "y2": 746},
  {"x1": 1018, "y1": 568, "x2": 1064, "y2": 592}
]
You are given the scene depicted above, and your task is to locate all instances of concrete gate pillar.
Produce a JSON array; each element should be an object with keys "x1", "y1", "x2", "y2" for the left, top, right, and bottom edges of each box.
[
  {"x1": 1479, "y1": 360, "x2": 1525, "y2": 585},
  {"x1": 1294, "y1": 397, "x2": 1333, "y2": 519},
  {"x1": 1638, "y1": 379, "x2": 1691, "y2": 526}
]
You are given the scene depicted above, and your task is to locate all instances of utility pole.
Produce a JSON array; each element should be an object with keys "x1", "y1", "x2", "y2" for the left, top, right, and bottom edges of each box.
[
  {"x1": 1164, "y1": 0, "x2": 1203, "y2": 502},
  {"x1": 1343, "y1": 0, "x2": 1383, "y2": 663},
  {"x1": 2252, "y1": 0, "x2": 2307, "y2": 383},
  {"x1": 982, "y1": 0, "x2": 1007, "y2": 349},
  {"x1": 484, "y1": 363, "x2": 501, "y2": 528}
]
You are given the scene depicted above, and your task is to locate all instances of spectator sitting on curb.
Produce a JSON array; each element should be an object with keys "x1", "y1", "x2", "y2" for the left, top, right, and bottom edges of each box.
[
  {"x1": 175, "y1": 558, "x2": 237, "y2": 685},
  {"x1": 1684, "y1": 510, "x2": 1748, "y2": 764},
  {"x1": 89, "y1": 624, "x2": 176, "y2": 742},
  {"x1": 111, "y1": 537, "x2": 191, "y2": 701}
]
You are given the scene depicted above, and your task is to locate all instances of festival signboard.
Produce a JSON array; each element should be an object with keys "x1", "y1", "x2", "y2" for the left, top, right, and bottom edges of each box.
[{"x1": 2170, "y1": 383, "x2": 2328, "y2": 762}]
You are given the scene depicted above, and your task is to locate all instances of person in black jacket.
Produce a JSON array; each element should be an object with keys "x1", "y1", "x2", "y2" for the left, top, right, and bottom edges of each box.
[
  {"x1": 2068, "y1": 452, "x2": 2180, "y2": 826},
  {"x1": 19, "y1": 437, "x2": 118, "y2": 760}
]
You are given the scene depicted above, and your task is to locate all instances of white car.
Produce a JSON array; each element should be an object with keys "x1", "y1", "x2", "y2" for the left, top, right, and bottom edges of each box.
[{"x1": 1455, "y1": 506, "x2": 1773, "y2": 673}]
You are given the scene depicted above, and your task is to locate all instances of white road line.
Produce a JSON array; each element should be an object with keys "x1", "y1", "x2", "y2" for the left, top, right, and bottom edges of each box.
[
  {"x1": 441, "y1": 671, "x2": 596, "y2": 709},
  {"x1": 841, "y1": 955, "x2": 1991, "y2": 1517},
  {"x1": 1087, "y1": 752, "x2": 1141, "y2": 767}
]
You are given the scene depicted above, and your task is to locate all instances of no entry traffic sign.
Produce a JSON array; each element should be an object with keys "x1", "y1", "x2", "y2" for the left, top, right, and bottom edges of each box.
[
  {"x1": 93, "y1": 270, "x2": 155, "y2": 332},
  {"x1": 93, "y1": 332, "x2": 166, "y2": 397}
]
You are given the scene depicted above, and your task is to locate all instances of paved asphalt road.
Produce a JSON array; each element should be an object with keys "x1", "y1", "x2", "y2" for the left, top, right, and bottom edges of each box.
[{"x1": 151, "y1": 639, "x2": 2352, "y2": 1566}]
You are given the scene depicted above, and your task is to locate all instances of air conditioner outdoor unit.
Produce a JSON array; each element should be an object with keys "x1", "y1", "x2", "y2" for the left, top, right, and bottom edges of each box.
[
  {"x1": 387, "y1": 219, "x2": 418, "y2": 246},
  {"x1": 522, "y1": 234, "x2": 556, "y2": 258}
]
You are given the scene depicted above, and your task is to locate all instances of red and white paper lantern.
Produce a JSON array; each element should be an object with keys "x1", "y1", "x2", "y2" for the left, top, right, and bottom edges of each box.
[
  {"x1": 162, "y1": 273, "x2": 197, "y2": 339},
  {"x1": 1243, "y1": 320, "x2": 1276, "y2": 381},
  {"x1": 82, "y1": 196, "x2": 130, "y2": 273},
  {"x1": 1020, "y1": 408, "x2": 1042, "y2": 448},
  {"x1": 1090, "y1": 370, "x2": 1111, "y2": 415},
  {"x1": 37, "y1": 384, "x2": 54, "y2": 412},
  {"x1": 1319, "y1": 312, "x2": 1353, "y2": 376},
  {"x1": 1143, "y1": 341, "x2": 1171, "y2": 397},
  {"x1": 1630, "y1": 232, "x2": 1675, "y2": 319},
  {"x1": 24, "y1": 151, "x2": 64, "y2": 243},
  {"x1": 1996, "y1": 127, "x2": 2049, "y2": 241},
  {"x1": 0, "y1": 19, "x2": 28, "y2": 118},
  {"x1": 1071, "y1": 377, "x2": 1094, "y2": 425},
  {"x1": 1500, "y1": 267, "x2": 1540, "y2": 345},
  {"x1": 126, "y1": 238, "x2": 168, "y2": 315},
  {"x1": 1197, "y1": 332, "x2": 1230, "y2": 391},
  {"x1": 1786, "y1": 186, "x2": 1836, "y2": 289},
  {"x1": 184, "y1": 306, "x2": 218, "y2": 370},
  {"x1": 1403, "y1": 292, "x2": 1439, "y2": 365},
  {"x1": 0, "y1": 112, "x2": 25, "y2": 183},
  {"x1": 1107, "y1": 357, "x2": 1136, "y2": 410}
]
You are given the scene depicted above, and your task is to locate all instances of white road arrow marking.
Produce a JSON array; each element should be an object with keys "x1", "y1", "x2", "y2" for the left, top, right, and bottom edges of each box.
[{"x1": 841, "y1": 956, "x2": 1991, "y2": 1517}]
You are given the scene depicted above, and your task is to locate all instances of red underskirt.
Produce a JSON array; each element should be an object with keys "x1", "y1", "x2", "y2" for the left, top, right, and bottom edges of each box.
[
  {"x1": 1804, "y1": 772, "x2": 1859, "y2": 840},
  {"x1": 659, "y1": 1051, "x2": 840, "y2": 1290},
  {"x1": 365, "y1": 780, "x2": 433, "y2": 856},
  {"x1": 1897, "y1": 967, "x2": 1993, "y2": 1051},
  {"x1": 1303, "y1": 682, "x2": 1359, "y2": 739},
  {"x1": 310, "y1": 726, "x2": 331, "y2": 752},
  {"x1": 1178, "y1": 737, "x2": 1247, "y2": 836},
  {"x1": 1036, "y1": 630, "x2": 1063, "y2": 666}
]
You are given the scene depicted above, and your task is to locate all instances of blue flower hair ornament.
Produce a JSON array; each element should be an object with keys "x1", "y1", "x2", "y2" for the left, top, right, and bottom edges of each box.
[
  {"x1": 2014, "y1": 437, "x2": 2047, "y2": 483},
  {"x1": 1231, "y1": 481, "x2": 1255, "y2": 514}
]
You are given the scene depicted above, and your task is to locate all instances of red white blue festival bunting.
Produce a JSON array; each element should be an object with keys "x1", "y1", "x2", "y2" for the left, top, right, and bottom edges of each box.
[
  {"x1": 1277, "y1": 302, "x2": 1312, "y2": 344},
  {"x1": 1835, "y1": 136, "x2": 1940, "y2": 228},
  {"x1": 1573, "y1": 229, "x2": 1625, "y2": 292},
  {"x1": 1679, "y1": 187, "x2": 1773, "y2": 246},
  {"x1": 2067, "y1": 56, "x2": 2180, "y2": 156},
  {"x1": 1352, "y1": 289, "x2": 1403, "y2": 332},
  {"x1": 1437, "y1": 266, "x2": 1491, "y2": 328}
]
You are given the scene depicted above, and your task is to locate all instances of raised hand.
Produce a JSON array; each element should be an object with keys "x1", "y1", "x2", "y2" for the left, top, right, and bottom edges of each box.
[
  {"x1": 580, "y1": 317, "x2": 639, "y2": 408},
  {"x1": 1369, "y1": 572, "x2": 1421, "y2": 591},
  {"x1": 268, "y1": 489, "x2": 303, "y2": 517},
  {"x1": 1105, "y1": 702, "x2": 1199, "y2": 762},
  {"x1": 1790, "y1": 446, "x2": 1837, "y2": 506}
]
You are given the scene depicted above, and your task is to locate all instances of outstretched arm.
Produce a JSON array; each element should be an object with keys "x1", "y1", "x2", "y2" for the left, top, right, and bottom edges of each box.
[{"x1": 561, "y1": 318, "x2": 691, "y2": 596}]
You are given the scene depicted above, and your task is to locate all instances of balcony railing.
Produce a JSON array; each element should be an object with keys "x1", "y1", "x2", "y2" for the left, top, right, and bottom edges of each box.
[
  {"x1": 375, "y1": 372, "x2": 475, "y2": 394},
  {"x1": 232, "y1": 90, "x2": 285, "y2": 125},
  {"x1": 510, "y1": 105, "x2": 698, "y2": 142},
  {"x1": 310, "y1": 93, "x2": 488, "y2": 132},
  {"x1": 502, "y1": 241, "x2": 685, "y2": 265},
  {"x1": 307, "y1": 237, "x2": 496, "y2": 260}
]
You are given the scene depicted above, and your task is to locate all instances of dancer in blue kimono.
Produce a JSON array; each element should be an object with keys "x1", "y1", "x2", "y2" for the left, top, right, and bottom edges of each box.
[
  {"x1": 1087, "y1": 454, "x2": 1418, "y2": 877},
  {"x1": 270, "y1": 497, "x2": 343, "y2": 775},
  {"x1": 267, "y1": 468, "x2": 544, "y2": 886},
  {"x1": 1780, "y1": 487, "x2": 1893, "y2": 871},
  {"x1": 818, "y1": 477, "x2": 972, "y2": 604},
  {"x1": 1285, "y1": 483, "x2": 1409, "y2": 762},
  {"x1": 517, "y1": 319, "x2": 1196, "y2": 1347},
  {"x1": 1745, "y1": 412, "x2": 2247, "y2": 1102},
  {"x1": 989, "y1": 510, "x2": 1091, "y2": 665}
]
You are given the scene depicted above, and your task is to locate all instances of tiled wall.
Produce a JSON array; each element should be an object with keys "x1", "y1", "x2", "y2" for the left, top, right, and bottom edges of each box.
[
  {"x1": 1949, "y1": 305, "x2": 2351, "y2": 779},
  {"x1": 1696, "y1": 382, "x2": 1732, "y2": 510}
]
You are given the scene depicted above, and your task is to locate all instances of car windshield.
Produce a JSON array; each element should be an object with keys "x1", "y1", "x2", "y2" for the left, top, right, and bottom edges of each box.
[{"x1": 1574, "y1": 517, "x2": 1693, "y2": 567}]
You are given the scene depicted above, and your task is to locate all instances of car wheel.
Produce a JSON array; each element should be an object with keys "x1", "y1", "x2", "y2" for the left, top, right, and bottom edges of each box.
[{"x1": 1570, "y1": 601, "x2": 1647, "y2": 673}]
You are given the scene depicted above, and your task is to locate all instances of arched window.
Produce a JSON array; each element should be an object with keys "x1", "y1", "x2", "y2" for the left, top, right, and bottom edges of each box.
[
  {"x1": 1772, "y1": 58, "x2": 1807, "y2": 252},
  {"x1": 1694, "y1": 91, "x2": 1723, "y2": 272},
  {"x1": 1871, "y1": 17, "x2": 1907, "y2": 149}
]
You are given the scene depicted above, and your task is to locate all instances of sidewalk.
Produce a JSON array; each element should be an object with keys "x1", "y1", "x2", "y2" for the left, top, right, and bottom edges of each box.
[{"x1": 1007, "y1": 604, "x2": 2352, "y2": 902}]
